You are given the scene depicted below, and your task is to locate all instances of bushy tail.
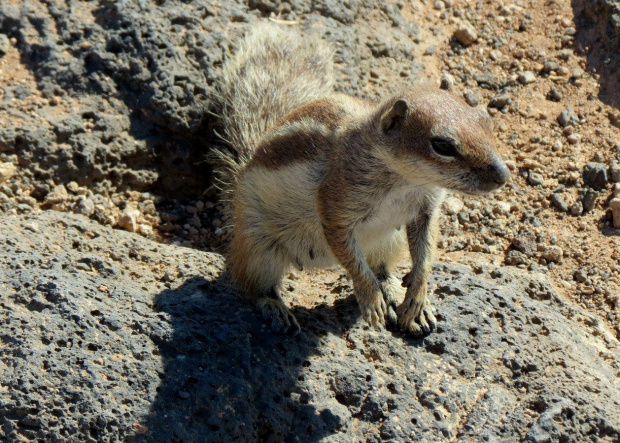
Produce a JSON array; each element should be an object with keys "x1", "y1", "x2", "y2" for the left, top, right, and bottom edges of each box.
[{"x1": 212, "y1": 22, "x2": 335, "y2": 210}]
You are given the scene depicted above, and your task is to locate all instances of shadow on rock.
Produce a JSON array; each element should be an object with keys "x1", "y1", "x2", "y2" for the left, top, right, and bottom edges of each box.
[
  {"x1": 133, "y1": 275, "x2": 364, "y2": 442},
  {"x1": 571, "y1": 0, "x2": 620, "y2": 108}
]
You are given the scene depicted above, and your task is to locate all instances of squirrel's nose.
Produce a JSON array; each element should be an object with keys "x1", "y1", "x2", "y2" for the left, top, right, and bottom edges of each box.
[{"x1": 488, "y1": 160, "x2": 511, "y2": 185}]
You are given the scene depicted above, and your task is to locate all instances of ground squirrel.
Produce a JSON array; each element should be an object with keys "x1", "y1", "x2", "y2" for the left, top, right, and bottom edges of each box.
[{"x1": 214, "y1": 23, "x2": 510, "y2": 336}]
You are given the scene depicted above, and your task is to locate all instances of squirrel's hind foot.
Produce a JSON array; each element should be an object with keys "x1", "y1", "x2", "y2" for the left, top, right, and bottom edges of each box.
[{"x1": 256, "y1": 294, "x2": 301, "y2": 336}]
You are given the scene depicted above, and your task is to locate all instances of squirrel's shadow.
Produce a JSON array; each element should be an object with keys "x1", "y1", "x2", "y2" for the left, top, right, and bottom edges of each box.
[{"x1": 131, "y1": 274, "x2": 425, "y2": 442}]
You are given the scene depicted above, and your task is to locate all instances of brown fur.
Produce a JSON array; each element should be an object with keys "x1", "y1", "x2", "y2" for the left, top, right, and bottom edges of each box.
[{"x1": 250, "y1": 123, "x2": 331, "y2": 169}]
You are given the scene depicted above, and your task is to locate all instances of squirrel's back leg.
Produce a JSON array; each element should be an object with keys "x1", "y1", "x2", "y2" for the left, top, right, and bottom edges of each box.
[
  {"x1": 228, "y1": 228, "x2": 301, "y2": 335},
  {"x1": 366, "y1": 229, "x2": 408, "y2": 325}
]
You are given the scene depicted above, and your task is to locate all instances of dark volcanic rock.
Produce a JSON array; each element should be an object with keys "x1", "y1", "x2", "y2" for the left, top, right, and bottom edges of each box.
[
  {"x1": 582, "y1": 162, "x2": 609, "y2": 190},
  {"x1": 550, "y1": 192, "x2": 569, "y2": 212},
  {"x1": 1, "y1": 211, "x2": 619, "y2": 442},
  {"x1": 511, "y1": 229, "x2": 538, "y2": 257}
]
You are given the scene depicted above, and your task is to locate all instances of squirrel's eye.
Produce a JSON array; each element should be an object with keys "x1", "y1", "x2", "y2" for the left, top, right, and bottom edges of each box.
[{"x1": 431, "y1": 138, "x2": 459, "y2": 157}]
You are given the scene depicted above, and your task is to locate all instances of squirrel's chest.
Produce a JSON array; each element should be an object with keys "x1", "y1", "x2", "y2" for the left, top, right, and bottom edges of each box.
[{"x1": 356, "y1": 186, "x2": 437, "y2": 236}]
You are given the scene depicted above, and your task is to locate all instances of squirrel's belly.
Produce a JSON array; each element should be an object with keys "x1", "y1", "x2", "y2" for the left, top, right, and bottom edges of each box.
[{"x1": 238, "y1": 163, "x2": 337, "y2": 268}]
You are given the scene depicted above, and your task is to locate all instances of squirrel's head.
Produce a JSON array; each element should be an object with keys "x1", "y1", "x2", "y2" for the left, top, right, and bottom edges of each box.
[{"x1": 377, "y1": 78, "x2": 510, "y2": 195}]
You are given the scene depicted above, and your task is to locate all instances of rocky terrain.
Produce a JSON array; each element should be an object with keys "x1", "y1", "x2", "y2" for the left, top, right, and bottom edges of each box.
[{"x1": 0, "y1": 0, "x2": 619, "y2": 441}]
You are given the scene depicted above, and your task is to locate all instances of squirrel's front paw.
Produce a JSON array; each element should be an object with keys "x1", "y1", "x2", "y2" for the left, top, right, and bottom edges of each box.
[
  {"x1": 396, "y1": 293, "x2": 437, "y2": 336},
  {"x1": 380, "y1": 276, "x2": 405, "y2": 326},
  {"x1": 358, "y1": 291, "x2": 387, "y2": 329}
]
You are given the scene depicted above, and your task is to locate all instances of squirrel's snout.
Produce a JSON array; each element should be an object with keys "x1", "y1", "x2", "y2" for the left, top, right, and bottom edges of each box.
[
  {"x1": 469, "y1": 160, "x2": 511, "y2": 192},
  {"x1": 487, "y1": 160, "x2": 510, "y2": 186}
]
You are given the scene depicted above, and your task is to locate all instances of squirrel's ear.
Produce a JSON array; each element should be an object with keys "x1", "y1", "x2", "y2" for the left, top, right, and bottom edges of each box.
[
  {"x1": 381, "y1": 98, "x2": 409, "y2": 133},
  {"x1": 440, "y1": 74, "x2": 454, "y2": 92}
]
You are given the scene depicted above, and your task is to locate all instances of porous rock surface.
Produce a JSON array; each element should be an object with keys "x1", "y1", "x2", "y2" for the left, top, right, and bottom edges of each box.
[{"x1": 1, "y1": 211, "x2": 618, "y2": 442}]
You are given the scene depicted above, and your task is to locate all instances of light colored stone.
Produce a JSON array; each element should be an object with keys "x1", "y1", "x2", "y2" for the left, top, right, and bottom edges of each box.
[
  {"x1": 610, "y1": 161, "x2": 620, "y2": 183},
  {"x1": 518, "y1": 71, "x2": 536, "y2": 84},
  {"x1": 454, "y1": 22, "x2": 478, "y2": 46},
  {"x1": 138, "y1": 224, "x2": 153, "y2": 236},
  {"x1": 45, "y1": 184, "x2": 69, "y2": 204},
  {"x1": 76, "y1": 197, "x2": 95, "y2": 216},
  {"x1": 541, "y1": 245, "x2": 563, "y2": 263},
  {"x1": 521, "y1": 159, "x2": 541, "y2": 169},
  {"x1": 566, "y1": 133, "x2": 581, "y2": 145},
  {"x1": 493, "y1": 201, "x2": 511, "y2": 215},
  {"x1": 117, "y1": 207, "x2": 141, "y2": 232},
  {"x1": 443, "y1": 196, "x2": 464, "y2": 215},
  {"x1": 0, "y1": 34, "x2": 9, "y2": 56},
  {"x1": 66, "y1": 181, "x2": 79, "y2": 193},
  {"x1": 0, "y1": 162, "x2": 16, "y2": 183},
  {"x1": 610, "y1": 198, "x2": 620, "y2": 228}
]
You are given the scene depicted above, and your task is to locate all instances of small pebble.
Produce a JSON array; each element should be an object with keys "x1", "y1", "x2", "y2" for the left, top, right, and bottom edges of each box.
[
  {"x1": 571, "y1": 68, "x2": 584, "y2": 79},
  {"x1": 547, "y1": 88, "x2": 563, "y2": 101},
  {"x1": 66, "y1": 181, "x2": 79, "y2": 193},
  {"x1": 512, "y1": 230, "x2": 537, "y2": 257},
  {"x1": 0, "y1": 162, "x2": 16, "y2": 183},
  {"x1": 528, "y1": 172, "x2": 543, "y2": 186},
  {"x1": 76, "y1": 197, "x2": 95, "y2": 216},
  {"x1": 505, "y1": 250, "x2": 529, "y2": 266},
  {"x1": 45, "y1": 185, "x2": 69, "y2": 205},
  {"x1": 542, "y1": 61, "x2": 560, "y2": 73},
  {"x1": 493, "y1": 202, "x2": 511, "y2": 215},
  {"x1": 118, "y1": 207, "x2": 140, "y2": 232},
  {"x1": 443, "y1": 196, "x2": 464, "y2": 215},
  {"x1": 557, "y1": 107, "x2": 579, "y2": 128},
  {"x1": 464, "y1": 92, "x2": 481, "y2": 107},
  {"x1": 0, "y1": 34, "x2": 9, "y2": 56},
  {"x1": 550, "y1": 193, "x2": 568, "y2": 212},
  {"x1": 609, "y1": 161, "x2": 620, "y2": 183},
  {"x1": 610, "y1": 199, "x2": 620, "y2": 228},
  {"x1": 581, "y1": 189, "x2": 598, "y2": 212},
  {"x1": 488, "y1": 94, "x2": 511, "y2": 110},
  {"x1": 518, "y1": 71, "x2": 536, "y2": 85},
  {"x1": 573, "y1": 269, "x2": 588, "y2": 283},
  {"x1": 582, "y1": 162, "x2": 608, "y2": 190},
  {"x1": 454, "y1": 22, "x2": 478, "y2": 46},
  {"x1": 541, "y1": 245, "x2": 563, "y2": 263},
  {"x1": 570, "y1": 201, "x2": 583, "y2": 216}
]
